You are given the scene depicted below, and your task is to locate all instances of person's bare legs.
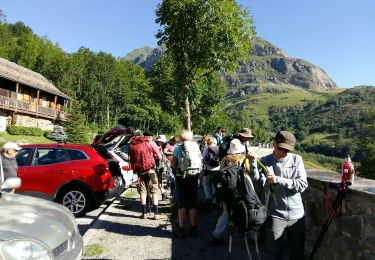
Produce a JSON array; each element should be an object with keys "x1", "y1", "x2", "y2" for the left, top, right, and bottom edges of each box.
[
  {"x1": 178, "y1": 208, "x2": 186, "y2": 228},
  {"x1": 189, "y1": 208, "x2": 197, "y2": 227},
  {"x1": 140, "y1": 193, "x2": 146, "y2": 205},
  {"x1": 152, "y1": 193, "x2": 159, "y2": 206}
]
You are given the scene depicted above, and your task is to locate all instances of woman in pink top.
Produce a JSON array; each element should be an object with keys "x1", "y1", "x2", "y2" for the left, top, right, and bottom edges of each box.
[{"x1": 163, "y1": 136, "x2": 177, "y2": 163}]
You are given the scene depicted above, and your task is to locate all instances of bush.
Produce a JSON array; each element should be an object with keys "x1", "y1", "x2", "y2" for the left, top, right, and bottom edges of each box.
[{"x1": 6, "y1": 125, "x2": 44, "y2": 136}]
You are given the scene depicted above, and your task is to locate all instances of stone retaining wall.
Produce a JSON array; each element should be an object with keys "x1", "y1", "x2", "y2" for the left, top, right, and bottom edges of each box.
[
  {"x1": 13, "y1": 114, "x2": 54, "y2": 131},
  {"x1": 304, "y1": 170, "x2": 375, "y2": 260}
]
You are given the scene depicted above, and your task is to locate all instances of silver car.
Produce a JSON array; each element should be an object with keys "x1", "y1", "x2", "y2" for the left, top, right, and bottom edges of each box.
[{"x1": 0, "y1": 165, "x2": 83, "y2": 259}]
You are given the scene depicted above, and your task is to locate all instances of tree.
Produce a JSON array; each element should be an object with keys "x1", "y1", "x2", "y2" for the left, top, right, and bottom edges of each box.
[
  {"x1": 358, "y1": 109, "x2": 375, "y2": 179},
  {"x1": 0, "y1": 10, "x2": 6, "y2": 24},
  {"x1": 148, "y1": 54, "x2": 228, "y2": 134},
  {"x1": 46, "y1": 125, "x2": 68, "y2": 143},
  {"x1": 63, "y1": 101, "x2": 92, "y2": 145},
  {"x1": 156, "y1": 0, "x2": 254, "y2": 130}
]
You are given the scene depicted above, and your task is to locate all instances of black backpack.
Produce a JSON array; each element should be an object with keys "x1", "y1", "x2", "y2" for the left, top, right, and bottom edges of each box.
[
  {"x1": 218, "y1": 134, "x2": 236, "y2": 161},
  {"x1": 213, "y1": 163, "x2": 267, "y2": 233},
  {"x1": 205, "y1": 146, "x2": 220, "y2": 167}
]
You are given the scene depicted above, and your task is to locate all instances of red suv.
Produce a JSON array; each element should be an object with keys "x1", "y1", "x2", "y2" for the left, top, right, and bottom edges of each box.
[{"x1": 15, "y1": 143, "x2": 121, "y2": 217}]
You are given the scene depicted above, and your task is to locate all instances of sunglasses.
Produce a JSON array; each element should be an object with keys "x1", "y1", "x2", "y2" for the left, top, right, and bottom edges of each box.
[{"x1": 277, "y1": 146, "x2": 290, "y2": 153}]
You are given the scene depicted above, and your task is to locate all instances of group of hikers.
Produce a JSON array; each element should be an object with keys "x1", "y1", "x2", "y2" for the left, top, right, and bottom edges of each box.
[{"x1": 127, "y1": 126, "x2": 308, "y2": 259}]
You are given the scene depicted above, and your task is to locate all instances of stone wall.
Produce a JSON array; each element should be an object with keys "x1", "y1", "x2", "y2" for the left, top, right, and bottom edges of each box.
[
  {"x1": 304, "y1": 170, "x2": 375, "y2": 260},
  {"x1": 13, "y1": 114, "x2": 54, "y2": 131}
]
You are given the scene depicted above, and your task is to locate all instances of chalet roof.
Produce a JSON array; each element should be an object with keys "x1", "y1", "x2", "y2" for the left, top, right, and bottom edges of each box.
[{"x1": 0, "y1": 57, "x2": 70, "y2": 99}]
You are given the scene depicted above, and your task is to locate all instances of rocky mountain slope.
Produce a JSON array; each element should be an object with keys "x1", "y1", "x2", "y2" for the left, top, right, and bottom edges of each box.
[{"x1": 124, "y1": 36, "x2": 337, "y2": 92}]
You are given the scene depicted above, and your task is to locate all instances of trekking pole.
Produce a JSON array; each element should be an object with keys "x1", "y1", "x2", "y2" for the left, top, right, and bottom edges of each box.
[
  {"x1": 256, "y1": 159, "x2": 271, "y2": 177},
  {"x1": 308, "y1": 183, "x2": 349, "y2": 260}
]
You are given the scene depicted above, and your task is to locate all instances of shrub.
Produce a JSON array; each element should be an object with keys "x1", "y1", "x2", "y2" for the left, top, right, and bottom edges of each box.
[{"x1": 6, "y1": 125, "x2": 44, "y2": 136}]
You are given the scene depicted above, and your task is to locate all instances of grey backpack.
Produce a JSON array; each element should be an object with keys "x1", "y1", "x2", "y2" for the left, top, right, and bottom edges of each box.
[{"x1": 178, "y1": 141, "x2": 202, "y2": 177}]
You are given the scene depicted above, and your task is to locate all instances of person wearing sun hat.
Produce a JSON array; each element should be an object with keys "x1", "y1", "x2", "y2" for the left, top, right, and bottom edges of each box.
[
  {"x1": 1, "y1": 142, "x2": 22, "y2": 191},
  {"x1": 208, "y1": 137, "x2": 257, "y2": 246},
  {"x1": 254, "y1": 131, "x2": 308, "y2": 259}
]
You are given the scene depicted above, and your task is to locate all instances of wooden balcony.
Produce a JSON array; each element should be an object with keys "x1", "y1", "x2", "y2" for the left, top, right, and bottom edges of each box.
[{"x1": 0, "y1": 95, "x2": 66, "y2": 121}]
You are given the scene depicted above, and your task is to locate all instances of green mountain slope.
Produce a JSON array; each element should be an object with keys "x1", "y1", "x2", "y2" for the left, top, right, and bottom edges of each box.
[{"x1": 124, "y1": 36, "x2": 339, "y2": 123}]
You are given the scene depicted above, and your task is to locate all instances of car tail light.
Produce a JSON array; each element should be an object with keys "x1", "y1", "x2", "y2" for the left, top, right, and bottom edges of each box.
[{"x1": 93, "y1": 164, "x2": 107, "y2": 175}]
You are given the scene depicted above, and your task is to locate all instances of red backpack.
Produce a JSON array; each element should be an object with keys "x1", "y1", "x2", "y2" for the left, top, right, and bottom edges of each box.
[{"x1": 128, "y1": 136, "x2": 155, "y2": 173}]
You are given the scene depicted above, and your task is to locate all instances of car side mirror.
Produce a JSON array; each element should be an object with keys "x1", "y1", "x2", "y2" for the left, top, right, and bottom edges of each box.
[{"x1": 2, "y1": 177, "x2": 21, "y2": 189}]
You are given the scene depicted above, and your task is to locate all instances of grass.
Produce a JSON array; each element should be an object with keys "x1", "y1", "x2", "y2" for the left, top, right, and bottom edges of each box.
[
  {"x1": 0, "y1": 133, "x2": 54, "y2": 145},
  {"x1": 124, "y1": 189, "x2": 138, "y2": 198},
  {"x1": 83, "y1": 244, "x2": 105, "y2": 257},
  {"x1": 226, "y1": 84, "x2": 344, "y2": 119},
  {"x1": 303, "y1": 160, "x2": 334, "y2": 171},
  {"x1": 300, "y1": 132, "x2": 337, "y2": 145}
]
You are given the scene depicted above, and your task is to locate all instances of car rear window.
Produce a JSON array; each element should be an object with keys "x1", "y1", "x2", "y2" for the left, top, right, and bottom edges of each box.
[
  {"x1": 68, "y1": 149, "x2": 88, "y2": 161},
  {"x1": 32, "y1": 148, "x2": 68, "y2": 166}
]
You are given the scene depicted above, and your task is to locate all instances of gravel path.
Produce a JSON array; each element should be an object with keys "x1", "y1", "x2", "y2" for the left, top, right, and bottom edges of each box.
[{"x1": 82, "y1": 186, "x2": 272, "y2": 260}]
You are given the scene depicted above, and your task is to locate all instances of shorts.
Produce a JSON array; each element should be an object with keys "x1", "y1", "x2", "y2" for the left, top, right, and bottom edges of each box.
[
  {"x1": 175, "y1": 175, "x2": 199, "y2": 209},
  {"x1": 138, "y1": 169, "x2": 159, "y2": 195}
]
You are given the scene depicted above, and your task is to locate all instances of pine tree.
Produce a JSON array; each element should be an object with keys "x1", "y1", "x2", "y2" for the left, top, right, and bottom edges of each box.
[
  {"x1": 63, "y1": 101, "x2": 92, "y2": 144},
  {"x1": 46, "y1": 125, "x2": 68, "y2": 143}
]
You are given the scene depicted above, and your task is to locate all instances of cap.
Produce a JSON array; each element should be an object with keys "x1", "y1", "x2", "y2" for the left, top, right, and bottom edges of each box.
[
  {"x1": 216, "y1": 126, "x2": 226, "y2": 132},
  {"x1": 133, "y1": 130, "x2": 142, "y2": 136},
  {"x1": 274, "y1": 131, "x2": 296, "y2": 152},
  {"x1": 3, "y1": 142, "x2": 22, "y2": 151},
  {"x1": 155, "y1": 134, "x2": 167, "y2": 143},
  {"x1": 143, "y1": 130, "x2": 153, "y2": 137},
  {"x1": 227, "y1": 139, "x2": 246, "y2": 154},
  {"x1": 238, "y1": 128, "x2": 254, "y2": 138}
]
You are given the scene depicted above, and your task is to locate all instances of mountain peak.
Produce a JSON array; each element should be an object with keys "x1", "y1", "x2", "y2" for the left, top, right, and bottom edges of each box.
[{"x1": 124, "y1": 36, "x2": 336, "y2": 90}]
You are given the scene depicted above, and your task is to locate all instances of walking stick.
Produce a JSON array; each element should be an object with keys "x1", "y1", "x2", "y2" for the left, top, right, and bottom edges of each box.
[{"x1": 308, "y1": 183, "x2": 349, "y2": 260}]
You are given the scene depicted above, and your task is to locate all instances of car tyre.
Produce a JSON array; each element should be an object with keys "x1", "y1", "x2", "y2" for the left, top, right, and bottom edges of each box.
[{"x1": 58, "y1": 187, "x2": 92, "y2": 217}]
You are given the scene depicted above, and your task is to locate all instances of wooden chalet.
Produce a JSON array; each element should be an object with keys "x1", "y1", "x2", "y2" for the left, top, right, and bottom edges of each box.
[{"x1": 0, "y1": 57, "x2": 69, "y2": 131}]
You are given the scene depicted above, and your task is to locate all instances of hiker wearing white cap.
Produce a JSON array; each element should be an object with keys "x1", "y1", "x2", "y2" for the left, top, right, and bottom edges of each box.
[
  {"x1": 209, "y1": 137, "x2": 256, "y2": 246},
  {"x1": 1, "y1": 142, "x2": 22, "y2": 192}
]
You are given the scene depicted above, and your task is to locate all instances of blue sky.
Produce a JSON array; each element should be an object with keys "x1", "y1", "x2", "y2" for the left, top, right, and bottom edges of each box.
[{"x1": 1, "y1": 0, "x2": 374, "y2": 88}]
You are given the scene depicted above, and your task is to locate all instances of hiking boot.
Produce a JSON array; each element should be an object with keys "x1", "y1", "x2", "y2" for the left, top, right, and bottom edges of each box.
[
  {"x1": 140, "y1": 213, "x2": 147, "y2": 219},
  {"x1": 208, "y1": 235, "x2": 224, "y2": 246},
  {"x1": 174, "y1": 225, "x2": 185, "y2": 239},
  {"x1": 189, "y1": 226, "x2": 197, "y2": 237}
]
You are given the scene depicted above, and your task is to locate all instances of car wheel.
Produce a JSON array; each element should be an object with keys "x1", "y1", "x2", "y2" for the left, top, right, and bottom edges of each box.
[{"x1": 58, "y1": 187, "x2": 91, "y2": 217}]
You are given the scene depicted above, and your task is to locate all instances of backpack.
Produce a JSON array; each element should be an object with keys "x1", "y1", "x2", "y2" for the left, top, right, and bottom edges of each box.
[
  {"x1": 213, "y1": 163, "x2": 267, "y2": 233},
  {"x1": 178, "y1": 141, "x2": 202, "y2": 177},
  {"x1": 218, "y1": 134, "x2": 235, "y2": 161},
  {"x1": 205, "y1": 146, "x2": 220, "y2": 167},
  {"x1": 128, "y1": 136, "x2": 155, "y2": 173}
]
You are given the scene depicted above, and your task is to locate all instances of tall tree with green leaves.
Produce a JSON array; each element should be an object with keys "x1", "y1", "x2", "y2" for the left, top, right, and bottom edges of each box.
[
  {"x1": 358, "y1": 109, "x2": 375, "y2": 179},
  {"x1": 156, "y1": 0, "x2": 254, "y2": 130},
  {"x1": 148, "y1": 53, "x2": 228, "y2": 134}
]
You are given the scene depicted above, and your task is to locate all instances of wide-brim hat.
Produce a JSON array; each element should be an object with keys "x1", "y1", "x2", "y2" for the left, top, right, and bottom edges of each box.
[
  {"x1": 227, "y1": 139, "x2": 246, "y2": 154},
  {"x1": 238, "y1": 128, "x2": 254, "y2": 138},
  {"x1": 155, "y1": 134, "x2": 167, "y2": 143},
  {"x1": 274, "y1": 131, "x2": 296, "y2": 151}
]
